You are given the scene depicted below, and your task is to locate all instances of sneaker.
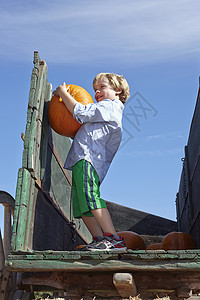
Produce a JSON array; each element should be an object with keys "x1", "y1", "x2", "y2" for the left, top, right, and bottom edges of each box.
[
  {"x1": 80, "y1": 233, "x2": 127, "y2": 252},
  {"x1": 77, "y1": 236, "x2": 103, "y2": 251}
]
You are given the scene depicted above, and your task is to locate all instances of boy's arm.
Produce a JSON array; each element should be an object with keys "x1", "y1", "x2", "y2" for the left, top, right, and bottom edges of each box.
[{"x1": 53, "y1": 82, "x2": 77, "y2": 114}]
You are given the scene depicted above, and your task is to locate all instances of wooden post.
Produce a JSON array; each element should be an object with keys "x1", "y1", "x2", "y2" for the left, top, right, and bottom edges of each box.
[
  {"x1": 0, "y1": 229, "x2": 5, "y2": 271},
  {"x1": 3, "y1": 204, "x2": 11, "y2": 259},
  {"x1": 113, "y1": 272, "x2": 137, "y2": 299}
]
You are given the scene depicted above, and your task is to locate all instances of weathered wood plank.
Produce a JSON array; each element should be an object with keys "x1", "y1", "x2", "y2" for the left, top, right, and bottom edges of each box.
[
  {"x1": 34, "y1": 75, "x2": 49, "y2": 180},
  {"x1": 26, "y1": 62, "x2": 48, "y2": 179},
  {"x1": 22, "y1": 108, "x2": 33, "y2": 168},
  {"x1": 31, "y1": 61, "x2": 47, "y2": 113},
  {"x1": 24, "y1": 176, "x2": 35, "y2": 251},
  {"x1": 28, "y1": 52, "x2": 39, "y2": 109},
  {"x1": 14, "y1": 169, "x2": 31, "y2": 251},
  {"x1": 33, "y1": 118, "x2": 42, "y2": 179},
  {"x1": 23, "y1": 58, "x2": 47, "y2": 176},
  {"x1": 38, "y1": 64, "x2": 48, "y2": 121},
  {"x1": 32, "y1": 70, "x2": 42, "y2": 110},
  {"x1": 33, "y1": 75, "x2": 48, "y2": 179},
  {"x1": 27, "y1": 109, "x2": 37, "y2": 173},
  {"x1": 28, "y1": 67, "x2": 39, "y2": 109},
  {"x1": 19, "y1": 271, "x2": 200, "y2": 299},
  {"x1": 20, "y1": 272, "x2": 120, "y2": 298},
  {"x1": 5, "y1": 255, "x2": 200, "y2": 272},
  {"x1": 22, "y1": 55, "x2": 45, "y2": 172},
  {"x1": 11, "y1": 168, "x2": 23, "y2": 250},
  {"x1": 7, "y1": 249, "x2": 200, "y2": 261}
]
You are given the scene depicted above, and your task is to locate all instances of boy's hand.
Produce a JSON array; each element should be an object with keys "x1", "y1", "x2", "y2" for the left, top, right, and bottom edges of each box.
[
  {"x1": 52, "y1": 83, "x2": 76, "y2": 114},
  {"x1": 53, "y1": 82, "x2": 70, "y2": 97}
]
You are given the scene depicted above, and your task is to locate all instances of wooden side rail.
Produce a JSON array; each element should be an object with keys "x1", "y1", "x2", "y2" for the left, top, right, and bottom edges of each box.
[
  {"x1": 0, "y1": 230, "x2": 4, "y2": 271},
  {"x1": 0, "y1": 191, "x2": 15, "y2": 259}
]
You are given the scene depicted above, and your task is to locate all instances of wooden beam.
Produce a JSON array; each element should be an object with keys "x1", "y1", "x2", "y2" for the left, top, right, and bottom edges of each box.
[
  {"x1": 113, "y1": 273, "x2": 137, "y2": 298},
  {"x1": 5, "y1": 255, "x2": 200, "y2": 273},
  {"x1": 15, "y1": 270, "x2": 200, "y2": 299},
  {"x1": 0, "y1": 229, "x2": 5, "y2": 271},
  {"x1": 20, "y1": 271, "x2": 119, "y2": 298}
]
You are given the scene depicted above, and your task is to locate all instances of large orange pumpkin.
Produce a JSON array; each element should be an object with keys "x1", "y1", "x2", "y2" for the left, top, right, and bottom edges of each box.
[
  {"x1": 48, "y1": 84, "x2": 94, "y2": 138},
  {"x1": 162, "y1": 232, "x2": 197, "y2": 250},
  {"x1": 117, "y1": 231, "x2": 146, "y2": 250}
]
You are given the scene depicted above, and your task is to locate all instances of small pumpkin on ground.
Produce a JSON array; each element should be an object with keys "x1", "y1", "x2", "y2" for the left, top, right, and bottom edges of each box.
[
  {"x1": 117, "y1": 231, "x2": 146, "y2": 250},
  {"x1": 146, "y1": 243, "x2": 163, "y2": 250},
  {"x1": 162, "y1": 231, "x2": 197, "y2": 250},
  {"x1": 48, "y1": 84, "x2": 94, "y2": 138},
  {"x1": 74, "y1": 244, "x2": 86, "y2": 251}
]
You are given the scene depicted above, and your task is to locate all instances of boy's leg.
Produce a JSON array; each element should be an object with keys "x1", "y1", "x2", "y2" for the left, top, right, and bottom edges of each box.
[
  {"x1": 72, "y1": 160, "x2": 119, "y2": 247},
  {"x1": 72, "y1": 160, "x2": 108, "y2": 236},
  {"x1": 80, "y1": 211, "x2": 126, "y2": 252},
  {"x1": 80, "y1": 210, "x2": 126, "y2": 251},
  {"x1": 81, "y1": 216, "x2": 103, "y2": 237},
  {"x1": 91, "y1": 207, "x2": 117, "y2": 235},
  {"x1": 81, "y1": 207, "x2": 117, "y2": 237}
]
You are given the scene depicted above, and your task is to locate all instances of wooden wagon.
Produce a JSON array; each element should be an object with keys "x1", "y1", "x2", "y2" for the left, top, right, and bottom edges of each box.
[{"x1": 1, "y1": 52, "x2": 200, "y2": 299}]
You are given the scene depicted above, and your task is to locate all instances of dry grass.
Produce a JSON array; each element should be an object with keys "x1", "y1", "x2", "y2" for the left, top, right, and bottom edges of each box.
[{"x1": 130, "y1": 297, "x2": 170, "y2": 300}]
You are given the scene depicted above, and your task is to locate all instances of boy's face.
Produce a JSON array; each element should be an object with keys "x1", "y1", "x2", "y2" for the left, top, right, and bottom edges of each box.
[{"x1": 94, "y1": 77, "x2": 119, "y2": 102}]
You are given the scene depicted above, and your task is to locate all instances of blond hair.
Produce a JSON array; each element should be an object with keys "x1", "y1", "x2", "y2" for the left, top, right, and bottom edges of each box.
[{"x1": 93, "y1": 73, "x2": 130, "y2": 104}]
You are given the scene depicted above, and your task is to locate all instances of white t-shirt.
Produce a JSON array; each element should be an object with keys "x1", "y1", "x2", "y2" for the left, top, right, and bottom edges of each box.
[{"x1": 64, "y1": 99, "x2": 124, "y2": 183}]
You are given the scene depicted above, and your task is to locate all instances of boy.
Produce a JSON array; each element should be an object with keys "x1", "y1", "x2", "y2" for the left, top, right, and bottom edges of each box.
[{"x1": 53, "y1": 73, "x2": 130, "y2": 251}]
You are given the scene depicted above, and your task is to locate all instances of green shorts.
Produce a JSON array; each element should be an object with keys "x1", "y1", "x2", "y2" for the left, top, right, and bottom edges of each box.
[{"x1": 71, "y1": 160, "x2": 107, "y2": 218}]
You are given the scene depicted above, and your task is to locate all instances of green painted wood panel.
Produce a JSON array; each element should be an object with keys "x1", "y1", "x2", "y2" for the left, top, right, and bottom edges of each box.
[
  {"x1": 6, "y1": 249, "x2": 200, "y2": 272},
  {"x1": 12, "y1": 51, "x2": 91, "y2": 252},
  {"x1": 11, "y1": 169, "x2": 32, "y2": 251}
]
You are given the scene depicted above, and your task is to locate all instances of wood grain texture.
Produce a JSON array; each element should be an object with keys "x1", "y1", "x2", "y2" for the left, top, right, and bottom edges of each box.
[{"x1": 7, "y1": 265, "x2": 200, "y2": 299}]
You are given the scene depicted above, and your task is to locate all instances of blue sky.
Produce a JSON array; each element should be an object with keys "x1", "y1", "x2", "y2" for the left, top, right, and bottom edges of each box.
[{"x1": 1, "y1": 0, "x2": 200, "y2": 234}]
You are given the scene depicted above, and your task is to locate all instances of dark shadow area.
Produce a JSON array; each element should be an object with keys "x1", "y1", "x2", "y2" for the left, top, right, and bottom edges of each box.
[{"x1": 106, "y1": 201, "x2": 177, "y2": 235}]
